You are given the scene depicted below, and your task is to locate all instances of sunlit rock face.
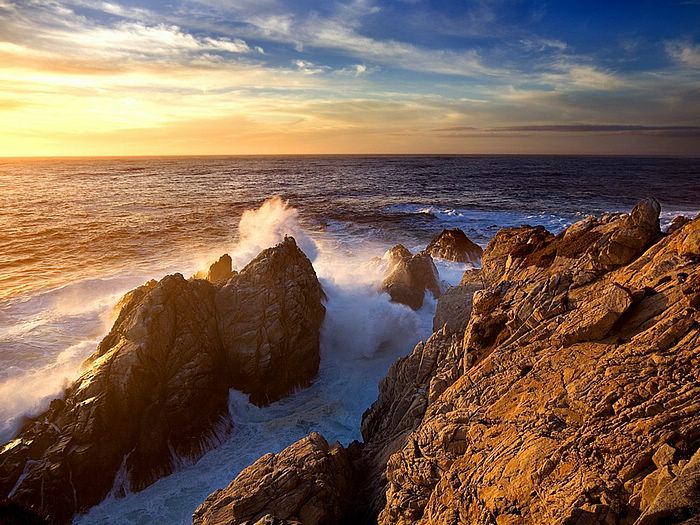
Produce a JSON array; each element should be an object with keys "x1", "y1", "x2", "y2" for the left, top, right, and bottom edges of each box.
[
  {"x1": 0, "y1": 237, "x2": 325, "y2": 525},
  {"x1": 203, "y1": 200, "x2": 700, "y2": 525},
  {"x1": 425, "y1": 228, "x2": 483, "y2": 265},
  {"x1": 193, "y1": 432, "x2": 355, "y2": 525},
  {"x1": 381, "y1": 245, "x2": 441, "y2": 310},
  {"x1": 379, "y1": 200, "x2": 700, "y2": 524}
]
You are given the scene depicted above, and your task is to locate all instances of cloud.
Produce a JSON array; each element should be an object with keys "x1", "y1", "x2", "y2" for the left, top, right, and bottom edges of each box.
[
  {"x1": 666, "y1": 41, "x2": 700, "y2": 68},
  {"x1": 293, "y1": 59, "x2": 328, "y2": 75}
]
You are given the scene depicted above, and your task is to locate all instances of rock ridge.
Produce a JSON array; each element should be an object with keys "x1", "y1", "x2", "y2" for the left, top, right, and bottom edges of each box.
[{"x1": 0, "y1": 237, "x2": 325, "y2": 524}]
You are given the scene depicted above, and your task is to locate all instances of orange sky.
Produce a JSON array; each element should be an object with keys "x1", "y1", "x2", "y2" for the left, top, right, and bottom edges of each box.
[{"x1": 1, "y1": 1, "x2": 699, "y2": 156}]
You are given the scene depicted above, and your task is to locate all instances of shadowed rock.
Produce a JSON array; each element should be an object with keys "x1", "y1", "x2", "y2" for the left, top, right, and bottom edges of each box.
[
  {"x1": 425, "y1": 228, "x2": 483, "y2": 265},
  {"x1": 0, "y1": 237, "x2": 324, "y2": 524},
  {"x1": 381, "y1": 245, "x2": 441, "y2": 310},
  {"x1": 192, "y1": 432, "x2": 354, "y2": 525},
  {"x1": 216, "y1": 237, "x2": 326, "y2": 405},
  {"x1": 206, "y1": 254, "x2": 235, "y2": 283},
  {"x1": 432, "y1": 269, "x2": 483, "y2": 334}
]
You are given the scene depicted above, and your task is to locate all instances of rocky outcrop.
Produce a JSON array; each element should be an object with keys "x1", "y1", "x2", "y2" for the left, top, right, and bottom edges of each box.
[
  {"x1": 0, "y1": 237, "x2": 325, "y2": 524},
  {"x1": 379, "y1": 200, "x2": 700, "y2": 524},
  {"x1": 192, "y1": 433, "x2": 354, "y2": 525},
  {"x1": 216, "y1": 238, "x2": 326, "y2": 405},
  {"x1": 381, "y1": 245, "x2": 441, "y2": 310},
  {"x1": 206, "y1": 254, "x2": 235, "y2": 283},
  {"x1": 425, "y1": 228, "x2": 483, "y2": 265},
  {"x1": 432, "y1": 269, "x2": 483, "y2": 333},
  {"x1": 190, "y1": 199, "x2": 700, "y2": 525}
]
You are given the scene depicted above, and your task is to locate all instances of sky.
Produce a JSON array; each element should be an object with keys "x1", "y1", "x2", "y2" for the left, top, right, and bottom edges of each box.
[{"x1": 0, "y1": 0, "x2": 699, "y2": 156}]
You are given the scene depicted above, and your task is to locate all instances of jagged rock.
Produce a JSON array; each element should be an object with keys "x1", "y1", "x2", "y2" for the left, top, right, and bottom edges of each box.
[
  {"x1": 667, "y1": 215, "x2": 691, "y2": 234},
  {"x1": 216, "y1": 237, "x2": 326, "y2": 405},
  {"x1": 432, "y1": 269, "x2": 483, "y2": 333},
  {"x1": 376, "y1": 202, "x2": 700, "y2": 524},
  {"x1": 0, "y1": 238, "x2": 325, "y2": 524},
  {"x1": 192, "y1": 432, "x2": 354, "y2": 525},
  {"x1": 381, "y1": 245, "x2": 441, "y2": 310},
  {"x1": 425, "y1": 228, "x2": 483, "y2": 265},
  {"x1": 359, "y1": 328, "x2": 464, "y2": 517},
  {"x1": 206, "y1": 254, "x2": 235, "y2": 283}
]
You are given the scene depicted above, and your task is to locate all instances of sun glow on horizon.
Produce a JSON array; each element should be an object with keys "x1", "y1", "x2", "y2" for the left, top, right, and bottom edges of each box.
[{"x1": 0, "y1": 1, "x2": 698, "y2": 156}]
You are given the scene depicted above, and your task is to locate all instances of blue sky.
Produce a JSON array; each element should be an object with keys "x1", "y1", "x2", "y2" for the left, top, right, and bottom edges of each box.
[{"x1": 0, "y1": 0, "x2": 699, "y2": 155}]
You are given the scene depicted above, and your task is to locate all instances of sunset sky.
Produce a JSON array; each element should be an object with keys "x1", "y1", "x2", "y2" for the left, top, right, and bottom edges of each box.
[{"x1": 1, "y1": 0, "x2": 699, "y2": 156}]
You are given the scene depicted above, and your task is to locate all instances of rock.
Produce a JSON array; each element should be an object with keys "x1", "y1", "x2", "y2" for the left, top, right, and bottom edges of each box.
[
  {"x1": 667, "y1": 215, "x2": 691, "y2": 234},
  {"x1": 359, "y1": 328, "x2": 464, "y2": 518},
  {"x1": 375, "y1": 203, "x2": 700, "y2": 524},
  {"x1": 637, "y1": 447, "x2": 700, "y2": 524},
  {"x1": 432, "y1": 269, "x2": 483, "y2": 334},
  {"x1": 205, "y1": 254, "x2": 235, "y2": 283},
  {"x1": 381, "y1": 245, "x2": 441, "y2": 310},
  {"x1": 216, "y1": 237, "x2": 326, "y2": 405},
  {"x1": 0, "y1": 238, "x2": 325, "y2": 524},
  {"x1": 192, "y1": 432, "x2": 354, "y2": 525},
  {"x1": 425, "y1": 228, "x2": 483, "y2": 265}
]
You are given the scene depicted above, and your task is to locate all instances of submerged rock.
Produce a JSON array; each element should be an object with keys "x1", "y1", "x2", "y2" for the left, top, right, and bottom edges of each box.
[
  {"x1": 381, "y1": 245, "x2": 441, "y2": 310},
  {"x1": 0, "y1": 237, "x2": 325, "y2": 524},
  {"x1": 192, "y1": 432, "x2": 354, "y2": 525},
  {"x1": 425, "y1": 228, "x2": 483, "y2": 265}
]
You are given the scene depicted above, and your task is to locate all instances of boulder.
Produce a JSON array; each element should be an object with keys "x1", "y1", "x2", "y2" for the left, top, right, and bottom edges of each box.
[
  {"x1": 425, "y1": 228, "x2": 483, "y2": 265},
  {"x1": 0, "y1": 238, "x2": 325, "y2": 524},
  {"x1": 381, "y1": 245, "x2": 441, "y2": 310},
  {"x1": 192, "y1": 432, "x2": 354, "y2": 525}
]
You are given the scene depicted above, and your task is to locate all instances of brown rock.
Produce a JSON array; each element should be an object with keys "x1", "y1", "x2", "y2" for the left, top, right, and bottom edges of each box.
[
  {"x1": 425, "y1": 228, "x2": 483, "y2": 265},
  {"x1": 432, "y1": 269, "x2": 484, "y2": 334},
  {"x1": 667, "y1": 215, "x2": 691, "y2": 234},
  {"x1": 205, "y1": 254, "x2": 235, "y2": 283},
  {"x1": 375, "y1": 204, "x2": 700, "y2": 524},
  {"x1": 192, "y1": 432, "x2": 354, "y2": 525},
  {"x1": 216, "y1": 236, "x2": 326, "y2": 405},
  {"x1": 381, "y1": 245, "x2": 441, "y2": 310},
  {"x1": 0, "y1": 237, "x2": 325, "y2": 524}
]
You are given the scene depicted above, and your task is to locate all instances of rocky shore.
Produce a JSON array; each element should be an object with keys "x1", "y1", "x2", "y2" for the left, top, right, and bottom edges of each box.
[
  {"x1": 193, "y1": 199, "x2": 700, "y2": 525},
  {"x1": 2, "y1": 200, "x2": 699, "y2": 525},
  {"x1": 0, "y1": 237, "x2": 325, "y2": 524}
]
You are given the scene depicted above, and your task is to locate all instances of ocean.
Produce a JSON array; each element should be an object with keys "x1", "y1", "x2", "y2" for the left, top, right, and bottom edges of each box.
[{"x1": 1, "y1": 155, "x2": 698, "y2": 523}]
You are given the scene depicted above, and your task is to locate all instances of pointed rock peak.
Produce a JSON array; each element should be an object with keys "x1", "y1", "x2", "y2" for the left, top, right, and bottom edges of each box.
[
  {"x1": 205, "y1": 254, "x2": 234, "y2": 284},
  {"x1": 426, "y1": 227, "x2": 483, "y2": 264},
  {"x1": 631, "y1": 197, "x2": 661, "y2": 228}
]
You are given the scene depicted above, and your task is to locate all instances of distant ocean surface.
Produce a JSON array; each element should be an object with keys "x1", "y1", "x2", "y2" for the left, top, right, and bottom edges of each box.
[{"x1": 1, "y1": 155, "x2": 699, "y2": 524}]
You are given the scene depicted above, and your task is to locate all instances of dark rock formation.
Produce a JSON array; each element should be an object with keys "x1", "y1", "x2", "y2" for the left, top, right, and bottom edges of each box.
[
  {"x1": 425, "y1": 228, "x2": 483, "y2": 265},
  {"x1": 216, "y1": 237, "x2": 326, "y2": 405},
  {"x1": 192, "y1": 433, "x2": 354, "y2": 525},
  {"x1": 432, "y1": 269, "x2": 483, "y2": 333},
  {"x1": 206, "y1": 254, "x2": 235, "y2": 283},
  {"x1": 381, "y1": 245, "x2": 441, "y2": 310},
  {"x1": 0, "y1": 237, "x2": 324, "y2": 524}
]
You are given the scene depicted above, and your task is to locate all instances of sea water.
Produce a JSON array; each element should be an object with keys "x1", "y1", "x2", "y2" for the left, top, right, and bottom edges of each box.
[{"x1": 1, "y1": 155, "x2": 698, "y2": 523}]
